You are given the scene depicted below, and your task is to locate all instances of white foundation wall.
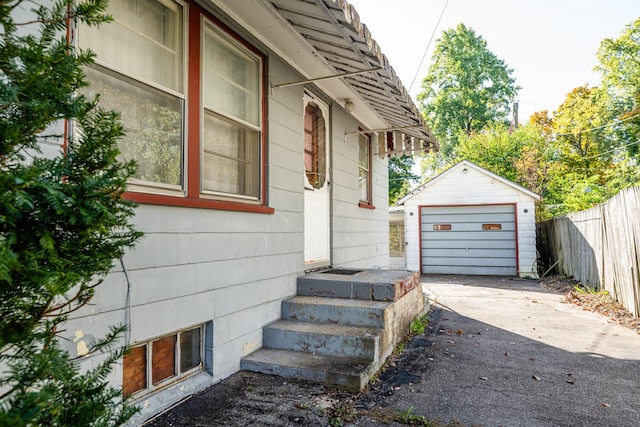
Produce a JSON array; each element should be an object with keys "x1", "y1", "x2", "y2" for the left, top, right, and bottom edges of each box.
[{"x1": 403, "y1": 166, "x2": 538, "y2": 278}]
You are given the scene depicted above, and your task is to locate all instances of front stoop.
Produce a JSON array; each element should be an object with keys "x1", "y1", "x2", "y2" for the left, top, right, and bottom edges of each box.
[{"x1": 241, "y1": 269, "x2": 425, "y2": 392}]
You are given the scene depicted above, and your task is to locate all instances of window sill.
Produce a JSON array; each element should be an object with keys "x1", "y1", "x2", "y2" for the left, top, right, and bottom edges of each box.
[
  {"x1": 358, "y1": 202, "x2": 375, "y2": 210},
  {"x1": 124, "y1": 192, "x2": 275, "y2": 214}
]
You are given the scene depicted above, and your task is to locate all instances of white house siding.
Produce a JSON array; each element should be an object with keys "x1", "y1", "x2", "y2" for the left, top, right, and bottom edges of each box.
[
  {"x1": 403, "y1": 164, "x2": 538, "y2": 278},
  {"x1": 331, "y1": 112, "x2": 390, "y2": 269},
  {"x1": 52, "y1": 44, "x2": 392, "y2": 421}
]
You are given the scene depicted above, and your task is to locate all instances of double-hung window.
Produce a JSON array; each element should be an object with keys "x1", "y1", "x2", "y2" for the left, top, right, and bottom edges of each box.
[
  {"x1": 202, "y1": 21, "x2": 261, "y2": 199},
  {"x1": 80, "y1": 0, "x2": 185, "y2": 191},
  {"x1": 78, "y1": 0, "x2": 270, "y2": 212},
  {"x1": 358, "y1": 133, "x2": 373, "y2": 208}
]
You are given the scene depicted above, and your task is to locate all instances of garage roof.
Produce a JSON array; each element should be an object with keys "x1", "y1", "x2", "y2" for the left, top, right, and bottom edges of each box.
[
  {"x1": 214, "y1": 0, "x2": 438, "y2": 155},
  {"x1": 398, "y1": 160, "x2": 541, "y2": 204}
]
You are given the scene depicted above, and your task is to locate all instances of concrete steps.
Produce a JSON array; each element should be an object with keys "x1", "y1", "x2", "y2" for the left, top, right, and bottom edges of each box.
[
  {"x1": 263, "y1": 319, "x2": 382, "y2": 360},
  {"x1": 241, "y1": 270, "x2": 425, "y2": 392},
  {"x1": 283, "y1": 296, "x2": 389, "y2": 328},
  {"x1": 241, "y1": 348, "x2": 375, "y2": 391}
]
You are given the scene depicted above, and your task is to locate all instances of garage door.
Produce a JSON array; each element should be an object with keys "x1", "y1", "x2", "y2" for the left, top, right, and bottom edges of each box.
[{"x1": 421, "y1": 205, "x2": 517, "y2": 276}]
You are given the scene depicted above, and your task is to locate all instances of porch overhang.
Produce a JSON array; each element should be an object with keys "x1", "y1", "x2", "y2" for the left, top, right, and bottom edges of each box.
[{"x1": 213, "y1": 0, "x2": 439, "y2": 155}]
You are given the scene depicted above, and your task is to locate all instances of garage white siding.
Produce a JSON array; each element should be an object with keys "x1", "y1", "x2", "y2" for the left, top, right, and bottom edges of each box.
[
  {"x1": 400, "y1": 160, "x2": 540, "y2": 278},
  {"x1": 421, "y1": 205, "x2": 517, "y2": 276}
]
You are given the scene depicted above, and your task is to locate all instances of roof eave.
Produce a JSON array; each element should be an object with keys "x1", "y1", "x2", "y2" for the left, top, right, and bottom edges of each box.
[{"x1": 213, "y1": 0, "x2": 438, "y2": 154}]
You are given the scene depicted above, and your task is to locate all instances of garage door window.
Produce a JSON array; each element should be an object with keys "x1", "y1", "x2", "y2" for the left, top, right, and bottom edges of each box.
[
  {"x1": 482, "y1": 224, "x2": 502, "y2": 230},
  {"x1": 433, "y1": 224, "x2": 451, "y2": 231}
]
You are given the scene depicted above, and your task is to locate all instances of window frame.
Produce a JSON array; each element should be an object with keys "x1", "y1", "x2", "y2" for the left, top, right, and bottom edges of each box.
[
  {"x1": 303, "y1": 100, "x2": 328, "y2": 190},
  {"x1": 79, "y1": 0, "x2": 272, "y2": 214},
  {"x1": 123, "y1": 325, "x2": 204, "y2": 399},
  {"x1": 358, "y1": 132, "x2": 374, "y2": 209}
]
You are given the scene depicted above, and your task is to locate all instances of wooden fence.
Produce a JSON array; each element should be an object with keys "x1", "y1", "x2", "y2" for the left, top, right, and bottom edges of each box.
[{"x1": 539, "y1": 186, "x2": 640, "y2": 317}]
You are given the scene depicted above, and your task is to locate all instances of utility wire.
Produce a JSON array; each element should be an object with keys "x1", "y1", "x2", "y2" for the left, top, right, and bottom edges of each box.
[
  {"x1": 582, "y1": 139, "x2": 640, "y2": 160},
  {"x1": 408, "y1": 0, "x2": 449, "y2": 93},
  {"x1": 553, "y1": 112, "x2": 640, "y2": 137}
]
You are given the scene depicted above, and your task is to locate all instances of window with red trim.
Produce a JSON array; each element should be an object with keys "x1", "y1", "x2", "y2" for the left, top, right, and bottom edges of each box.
[
  {"x1": 358, "y1": 133, "x2": 373, "y2": 207},
  {"x1": 78, "y1": 0, "x2": 269, "y2": 212}
]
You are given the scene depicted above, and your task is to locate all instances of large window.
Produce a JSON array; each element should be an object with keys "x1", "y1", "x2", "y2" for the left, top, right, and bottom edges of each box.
[
  {"x1": 123, "y1": 325, "x2": 203, "y2": 397},
  {"x1": 80, "y1": 0, "x2": 184, "y2": 190},
  {"x1": 79, "y1": 0, "x2": 270, "y2": 212},
  {"x1": 358, "y1": 134, "x2": 373, "y2": 207}
]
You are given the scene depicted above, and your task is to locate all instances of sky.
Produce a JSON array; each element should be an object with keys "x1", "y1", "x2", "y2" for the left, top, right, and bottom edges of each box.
[{"x1": 347, "y1": 0, "x2": 640, "y2": 122}]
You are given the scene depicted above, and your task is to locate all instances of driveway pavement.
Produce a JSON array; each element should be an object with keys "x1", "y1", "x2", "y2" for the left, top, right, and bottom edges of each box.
[
  {"x1": 359, "y1": 275, "x2": 640, "y2": 426},
  {"x1": 145, "y1": 275, "x2": 640, "y2": 426}
]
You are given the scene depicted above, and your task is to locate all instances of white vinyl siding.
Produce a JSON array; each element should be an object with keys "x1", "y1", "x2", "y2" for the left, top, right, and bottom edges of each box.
[
  {"x1": 331, "y1": 109, "x2": 389, "y2": 269},
  {"x1": 58, "y1": 40, "x2": 391, "y2": 426}
]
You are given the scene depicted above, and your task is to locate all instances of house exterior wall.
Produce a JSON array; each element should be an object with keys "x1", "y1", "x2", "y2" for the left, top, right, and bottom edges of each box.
[
  {"x1": 52, "y1": 31, "x2": 390, "y2": 426},
  {"x1": 403, "y1": 166, "x2": 538, "y2": 278},
  {"x1": 331, "y1": 113, "x2": 390, "y2": 269}
]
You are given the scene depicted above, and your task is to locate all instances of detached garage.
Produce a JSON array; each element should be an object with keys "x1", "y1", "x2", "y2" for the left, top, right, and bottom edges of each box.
[{"x1": 398, "y1": 160, "x2": 540, "y2": 278}]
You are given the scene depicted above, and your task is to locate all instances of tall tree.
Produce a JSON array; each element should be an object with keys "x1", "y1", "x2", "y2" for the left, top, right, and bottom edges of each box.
[
  {"x1": 553, "y1": 85, "x2": 613, "y2": 170},
  {"x1": 597, "y1": 17, "x2": 640, "y2": 158},
  {"x1": 388, "y1": 155, "x2": 418, "y2": 205},
  {"x1": 0, "y1": 1, "x2": 142, "y2": 425},
  {"x1": 454, "y1": 123, "x2": 549, "y2": 191},
  {"x1": 417, "y1": 23, "x2": 519, "y2": 157}
]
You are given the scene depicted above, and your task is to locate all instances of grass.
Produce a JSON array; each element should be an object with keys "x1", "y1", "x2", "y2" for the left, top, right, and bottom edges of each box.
[{"x1": 410, "y1": 313, "x2": 429, "y2": 335}]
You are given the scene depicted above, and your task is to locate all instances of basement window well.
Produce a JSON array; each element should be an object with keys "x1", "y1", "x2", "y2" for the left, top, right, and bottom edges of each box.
[{"x1": 123, "y1": 324, "x2": 204, "y2": 398}]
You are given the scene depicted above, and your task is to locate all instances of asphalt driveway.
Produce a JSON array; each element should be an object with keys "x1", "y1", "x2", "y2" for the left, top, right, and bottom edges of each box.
[
  {"x1": 358, "y1": 274, "x2": 640, "y2": 426},
  {"x1": 145, "y1": 275, "x2": 640, "y2": 426}
]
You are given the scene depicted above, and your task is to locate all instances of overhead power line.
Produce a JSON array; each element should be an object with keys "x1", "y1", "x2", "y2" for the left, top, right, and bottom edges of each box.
[
  {"x1": 552, "y1": 112, "x2": 640, "y2": 137},
  {"x1": 582, "y1": 139, "x2": 640, "y2": 160},
  {"x1": 408, "y1": 0, "x2": 449, "y2": 93}
]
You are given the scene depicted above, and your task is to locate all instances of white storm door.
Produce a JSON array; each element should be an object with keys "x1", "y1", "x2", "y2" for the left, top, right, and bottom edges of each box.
[{"x1": 303, "y1": 92, "x2": 330, "y2": 267}]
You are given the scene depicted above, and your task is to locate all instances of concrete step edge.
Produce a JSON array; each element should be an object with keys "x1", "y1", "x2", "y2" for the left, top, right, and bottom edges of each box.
[
  {"x1": 265, "y1": 319, "x2": 383, "y2": 337},
  {"x1": 241, "y1": 348, "x2": 374, "y2": 392},
  {"x1": 282, "y1": 296, "x2": 389, "y2": 327}
]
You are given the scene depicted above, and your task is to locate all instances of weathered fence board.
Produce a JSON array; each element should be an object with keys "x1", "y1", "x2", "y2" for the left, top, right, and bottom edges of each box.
[{"x1": 539, "y1": 186, "x2": 640, "y2": 317}]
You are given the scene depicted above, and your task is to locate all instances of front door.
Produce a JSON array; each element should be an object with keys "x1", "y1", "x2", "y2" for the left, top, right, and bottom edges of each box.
[{"x1": 303, "y1": 92, "x2": 330, "y2": 268}]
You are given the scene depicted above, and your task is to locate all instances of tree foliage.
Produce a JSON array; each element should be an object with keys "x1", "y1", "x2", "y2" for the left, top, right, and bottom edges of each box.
[
  {"x1": 413, "y1": 17, "x2": 640, "y2": 220},
  {"x1": 597, "y1": 17, "x2": 640, "y2": 158},
  {"x1": 454, "y1": 123, "x2": 551, "y2": 194},
  {"x1": 416, "y1": 23, "x2": 519, "y2": 156},
  {"x1": 0, "y1": 1, "x2": 142, "y2": 425},
  {"x1": 388, "y1": 155, "x2": 418, "y2": 205}
]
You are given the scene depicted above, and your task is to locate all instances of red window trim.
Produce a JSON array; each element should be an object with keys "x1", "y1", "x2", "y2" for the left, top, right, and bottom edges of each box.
[
  {"x1": 125, "y1": 191, "x2": 274, "y2": 214},
  {"x1": 86, "y1": 1, "x2": 272, "y2": 214}
]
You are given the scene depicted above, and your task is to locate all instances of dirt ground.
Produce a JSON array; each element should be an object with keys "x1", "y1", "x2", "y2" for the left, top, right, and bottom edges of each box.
[{"x1": 143, "y1": 276, "x2": 638, "y2": 427}]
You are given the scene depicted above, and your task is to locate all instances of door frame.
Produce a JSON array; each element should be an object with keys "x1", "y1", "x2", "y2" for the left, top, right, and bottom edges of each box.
[{"x1": 303, "y1": 90, "x2": 332, "y2": 269}]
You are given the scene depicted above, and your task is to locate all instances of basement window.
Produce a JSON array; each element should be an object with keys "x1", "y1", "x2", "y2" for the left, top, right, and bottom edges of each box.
[{"x1": 123, "y1": 325, "x2": 203, "y2": 398}]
